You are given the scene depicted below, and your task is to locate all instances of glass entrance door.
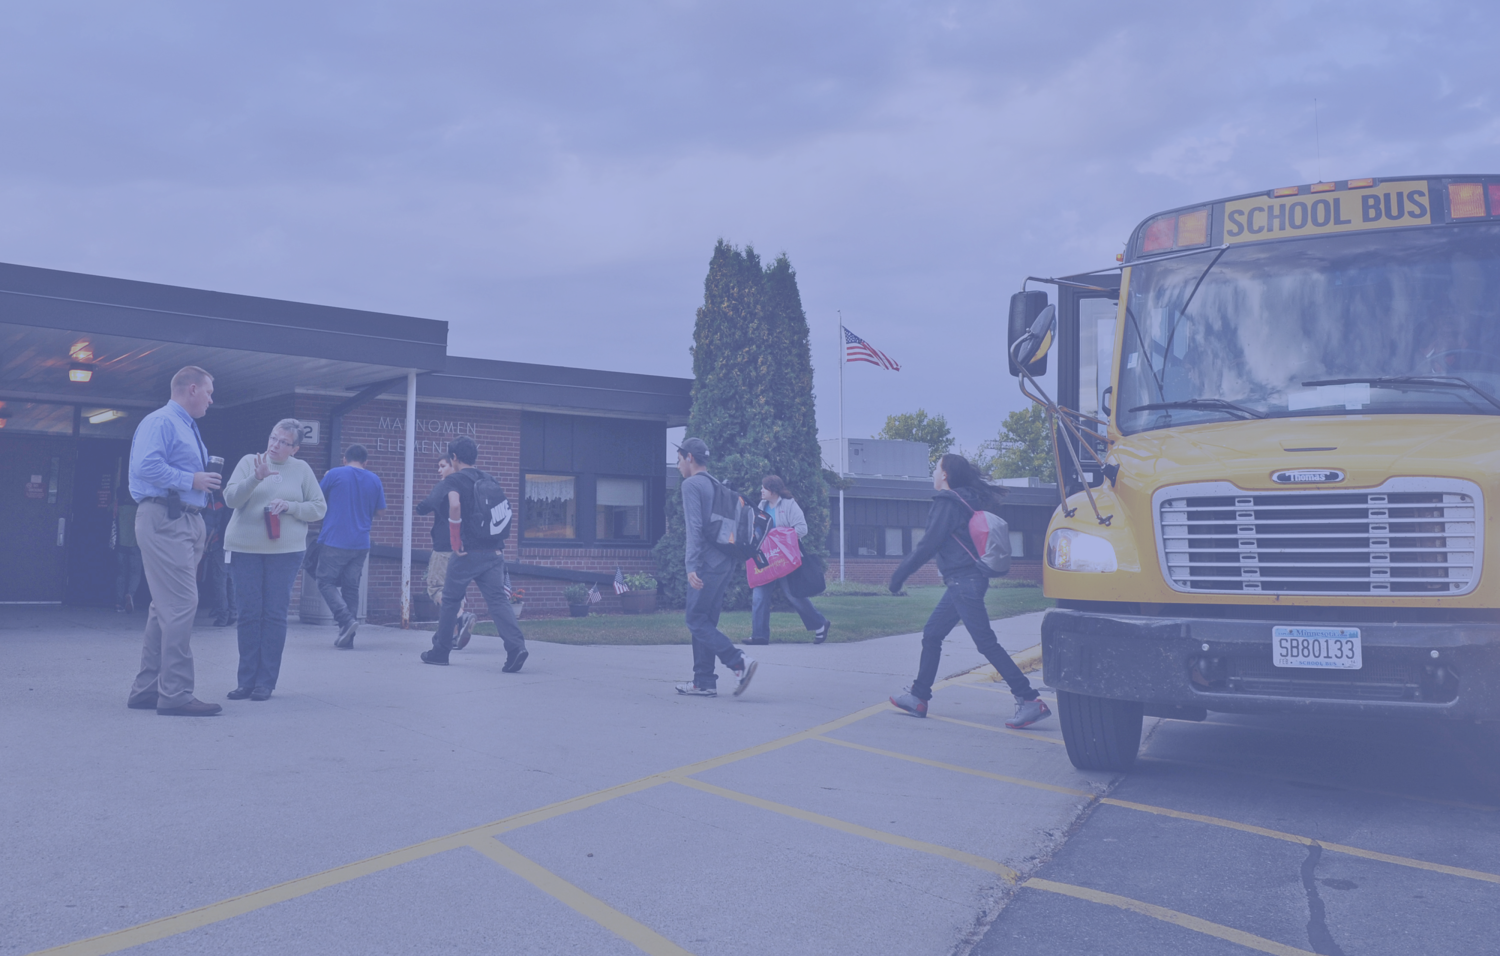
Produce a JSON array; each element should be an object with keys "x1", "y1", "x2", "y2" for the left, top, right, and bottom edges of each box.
[{"x1": 0, "y1": 436, "x2": 75, "y2": 603}]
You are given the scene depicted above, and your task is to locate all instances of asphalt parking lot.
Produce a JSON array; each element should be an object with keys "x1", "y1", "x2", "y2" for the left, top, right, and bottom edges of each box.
[{"x1": 6, "y1": 606, "x2": 1499, "y2": 956}]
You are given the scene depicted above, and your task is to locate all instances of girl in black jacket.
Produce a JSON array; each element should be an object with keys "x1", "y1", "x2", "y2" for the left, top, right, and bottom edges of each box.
[{"x1": 888, "y1": 454, "x2": 1050, "y2": 729}]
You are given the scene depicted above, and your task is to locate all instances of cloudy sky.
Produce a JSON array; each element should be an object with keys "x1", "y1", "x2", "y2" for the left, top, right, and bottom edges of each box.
[{"x1": 2, "y1": 2, "x2": 1497, "y2": 454}]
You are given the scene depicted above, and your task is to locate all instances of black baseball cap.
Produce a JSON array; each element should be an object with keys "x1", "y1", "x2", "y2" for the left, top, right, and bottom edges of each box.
[{"x1": 675, "y1": 437, "x2": 710, "y2": 461}]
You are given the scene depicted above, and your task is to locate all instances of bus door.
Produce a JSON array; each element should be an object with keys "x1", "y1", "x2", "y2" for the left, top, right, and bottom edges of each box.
[{"x1": 1056, "y1": 274, "x2": 1122, "y2": 492}]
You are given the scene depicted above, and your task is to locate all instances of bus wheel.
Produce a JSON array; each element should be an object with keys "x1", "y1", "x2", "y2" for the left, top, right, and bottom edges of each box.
[{"x1": 1057, "y1": 690, "x2": 1143, "y2": 772}]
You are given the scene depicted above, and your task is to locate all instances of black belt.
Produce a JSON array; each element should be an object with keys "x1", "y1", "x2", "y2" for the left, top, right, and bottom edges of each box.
[{"x1": 139, "y1": 496, "x2": 203, "y2": 515}]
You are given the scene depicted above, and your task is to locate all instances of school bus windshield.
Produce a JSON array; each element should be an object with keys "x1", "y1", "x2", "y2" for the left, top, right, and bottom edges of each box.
[{"x1": 1116, "y1": 223, "x2": 1500, "y2": 434}]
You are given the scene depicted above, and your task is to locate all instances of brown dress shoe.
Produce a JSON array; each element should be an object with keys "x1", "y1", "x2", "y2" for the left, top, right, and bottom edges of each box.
[
  {"x1": 127, "y1": 692, "x2": 159, "y2": 710},
  {"x1": 157, "y1": 698, "x2": 223, "y2": 717}
]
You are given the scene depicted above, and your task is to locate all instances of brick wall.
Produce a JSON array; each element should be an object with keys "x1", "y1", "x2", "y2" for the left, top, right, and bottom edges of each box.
[{"x1": 288, "y1": 394, "x2": 664, "y2": 623}]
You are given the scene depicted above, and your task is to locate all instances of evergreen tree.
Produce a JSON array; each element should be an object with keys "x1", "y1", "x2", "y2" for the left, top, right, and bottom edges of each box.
[{"x1": 654, "y1": 242, "x2": 827, "y2": 610}]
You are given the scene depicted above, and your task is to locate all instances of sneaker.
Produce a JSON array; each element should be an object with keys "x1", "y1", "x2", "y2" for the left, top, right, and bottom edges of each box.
[
  {"x1": 676, "y1": 682, "x2": 717, "y2": 696},
  {"x1": 501, "y1": 649, "x2": 528, "y2": 673},
  {"x1": 1006, "y1": 696, "x2": 1052, "y2": 729},
  {"x1": 813, "y1": 622, "x2": 830, "y2": 644},
  {"x1": 455, "y1": 612, "x2": 477, "y2": 650},
  {"x1": 890, "y1": 692, "x2": 928, "y2": 718},
  {"x1": 420, "y1": 650, "x2": 450, "y2": 666},
  {"x1": 334, "y1": 620, "x2": 357, "y2": 649},
  {"x1": 732, "y1": 657, "x2": 758, "y2": 697}
]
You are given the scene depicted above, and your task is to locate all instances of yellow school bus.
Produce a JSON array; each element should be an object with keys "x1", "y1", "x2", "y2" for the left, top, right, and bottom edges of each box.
[{"x1": 1009, "y1": 175, "x2": 1500, "y2": 771}]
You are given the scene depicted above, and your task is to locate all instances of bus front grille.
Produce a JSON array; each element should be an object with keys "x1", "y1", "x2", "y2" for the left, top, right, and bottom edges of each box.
[{"x1": 1155, "y1": 479, "x2": 1481, "y2": 597}]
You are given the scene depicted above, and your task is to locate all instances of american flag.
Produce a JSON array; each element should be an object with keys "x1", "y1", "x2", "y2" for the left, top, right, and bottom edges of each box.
[
  {"x1": 843, "y1": 326, "x2": 901, "y2": 371},
  {"x1": 587, "y1": 584, "x2": 603, "y2": 604},
  {"x1": 614, "y1": 567, "x2": 629, "y2": 595}
]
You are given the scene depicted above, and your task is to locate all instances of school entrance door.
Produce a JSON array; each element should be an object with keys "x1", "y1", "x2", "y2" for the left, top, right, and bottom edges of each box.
[{"x1": 0, "y1": 435, "x2": 74, "y2": 603}]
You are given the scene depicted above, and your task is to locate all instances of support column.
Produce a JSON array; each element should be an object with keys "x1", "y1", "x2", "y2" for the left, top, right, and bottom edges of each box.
[{"x1": 400, "y1": 371, "x2": 417, "y2": 628}]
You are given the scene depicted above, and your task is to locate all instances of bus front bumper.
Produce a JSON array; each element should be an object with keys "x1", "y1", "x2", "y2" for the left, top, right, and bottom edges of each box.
[{"x1": 1041, "y1": 607, "x2": 1500, "y2": 721}]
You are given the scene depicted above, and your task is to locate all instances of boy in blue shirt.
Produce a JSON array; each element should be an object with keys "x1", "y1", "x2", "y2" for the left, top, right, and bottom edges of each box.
[{"x1": 317, "y1": 444, "x2": 386, "y2": 647}]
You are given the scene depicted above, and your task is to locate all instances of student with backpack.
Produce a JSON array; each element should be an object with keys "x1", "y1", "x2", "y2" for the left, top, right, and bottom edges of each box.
[
  {"x1": 747, "y1": 475, "x2": 830, "y2": 645},
  {"x1": 419, "y1": 436, "x2": 528, "y2": 671},
  {"x1": 887, "y1": 453, "x2": 1050, "y2": 729},
  {"x1": 674, "y1": 438, "x2": 758, "y2": 698}
]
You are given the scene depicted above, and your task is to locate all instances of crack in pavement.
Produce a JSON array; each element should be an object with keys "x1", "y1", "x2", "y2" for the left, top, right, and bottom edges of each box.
[{"x1": 1300, "y1": 842, "x2": 1347, "y2": 956}]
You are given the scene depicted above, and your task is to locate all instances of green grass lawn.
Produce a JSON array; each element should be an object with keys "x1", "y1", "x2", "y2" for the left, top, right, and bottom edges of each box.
[{"x1": 436, "y1": 581, "x2": 1053, "y2": 646}]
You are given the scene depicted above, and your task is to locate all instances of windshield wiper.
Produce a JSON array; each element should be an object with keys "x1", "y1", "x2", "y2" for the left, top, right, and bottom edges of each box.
[
  {"x1": 1303, "y1": 376, "x2": 1500, "y2": 413},
  {"x1": 1128, "y1": 398, "x2": 1267, "y2": 420}
]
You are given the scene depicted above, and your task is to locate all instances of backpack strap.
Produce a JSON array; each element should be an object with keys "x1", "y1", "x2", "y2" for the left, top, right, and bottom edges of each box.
[{"x1": 947, "y1": 491, "x2": 984, "y2": 566}]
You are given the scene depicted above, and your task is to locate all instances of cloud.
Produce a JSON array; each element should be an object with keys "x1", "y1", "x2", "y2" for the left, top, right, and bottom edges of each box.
[{"x1": 0, "y1": 1, "x2": 1497, "y2": 450}]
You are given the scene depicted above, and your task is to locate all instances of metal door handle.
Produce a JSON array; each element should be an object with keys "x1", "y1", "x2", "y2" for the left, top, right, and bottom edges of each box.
[{"x1": 57, "y1": 517, "x2": 66, "y2": 546}]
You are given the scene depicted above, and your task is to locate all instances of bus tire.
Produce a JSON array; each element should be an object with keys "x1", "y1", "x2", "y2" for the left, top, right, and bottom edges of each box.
[{"x1": 1057, "y1": 690, "x2": 1144, "y2": 772}]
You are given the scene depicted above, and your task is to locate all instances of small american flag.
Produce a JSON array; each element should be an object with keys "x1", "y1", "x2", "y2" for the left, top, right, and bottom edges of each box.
[
  {"x1": 587, "y1": 584, "x2": 603, "y2": 604},
  {"x1": 614, "y1": 567, "x2": 629, "y2": 595},
  {"x1": 843, "y1": 326, "x2": 901, "y2": 371}
]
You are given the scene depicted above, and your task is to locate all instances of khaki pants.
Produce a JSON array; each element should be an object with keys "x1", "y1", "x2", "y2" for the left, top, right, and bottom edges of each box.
[
  {"x1": 130, "y1": 501, "x2": 207, "y2": 709},
  {"x1": 425, "y1": 550, "x2": 450, "y2": 606}
]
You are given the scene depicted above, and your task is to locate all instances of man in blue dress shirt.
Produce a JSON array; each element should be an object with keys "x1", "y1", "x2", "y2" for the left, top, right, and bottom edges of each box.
[{"x1": 126, "y1": 366, "x2": 224, "y2": 716}]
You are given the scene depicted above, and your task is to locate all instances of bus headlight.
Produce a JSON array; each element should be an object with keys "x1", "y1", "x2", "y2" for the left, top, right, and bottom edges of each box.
[{"x1": 1047, "y1": 528, "x2": 1119, "y2": 573}]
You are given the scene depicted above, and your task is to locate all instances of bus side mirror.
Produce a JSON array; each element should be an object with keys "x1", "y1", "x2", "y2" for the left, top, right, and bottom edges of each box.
[{"x1": 1008, "y1": 291, "x2": 1051, "y2": 377}]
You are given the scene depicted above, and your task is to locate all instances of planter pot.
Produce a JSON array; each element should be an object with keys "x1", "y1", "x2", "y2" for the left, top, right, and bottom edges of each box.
[
  {"x1": 509, "y1": 603, "x2": 524, "y2": 620},
  {"x1": 568, "y1": 604, "x2": 590, "y2": 617},
  {"x1": 620, "y1": 591, "x2": 657, "y2": 614}
]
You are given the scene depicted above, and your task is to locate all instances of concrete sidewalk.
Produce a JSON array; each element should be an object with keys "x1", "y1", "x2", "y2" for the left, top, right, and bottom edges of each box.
[{"x1": 3, "y1": 606, "x2": 1101, "y2": 956}]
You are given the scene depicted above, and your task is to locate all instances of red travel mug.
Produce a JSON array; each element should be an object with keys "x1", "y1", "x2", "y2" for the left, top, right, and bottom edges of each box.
[{"x1": 263, "y1": 507, "x2": 281, "y2": 540}]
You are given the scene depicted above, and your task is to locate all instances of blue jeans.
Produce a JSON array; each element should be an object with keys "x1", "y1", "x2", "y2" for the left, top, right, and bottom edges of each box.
[
  {"x1": 751, "y1": 577, "x2": 828, "y2": 640},
  {"x1": 230, "y1": 551, "x2": 303, "y2": 692},
  {"x1": 430, "y1": 551, "x2": 526, "y2": 659},
  {"x1": 910, "y1": 572, "x2": 1036, "y2": 702},
  {"x1": 685, "y1": 564, "x2": 744, "y2": 689}
]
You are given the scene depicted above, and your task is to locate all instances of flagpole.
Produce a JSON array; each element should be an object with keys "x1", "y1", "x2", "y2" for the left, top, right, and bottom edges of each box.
[{"x1": 837, "y1": 311, "x2": 845, "y2": 582}]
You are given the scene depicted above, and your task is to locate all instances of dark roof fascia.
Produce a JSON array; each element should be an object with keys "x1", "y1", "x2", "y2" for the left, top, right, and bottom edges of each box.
[
  {"x1": 838, "y1": 475, "x2": 1061, "y2": 507},
  {"x1": 380, "y1": 355, "x2": 693, "y2": 419},
  {"x1": 0, "y1": 261, "x2": 448, "y2": 371}
]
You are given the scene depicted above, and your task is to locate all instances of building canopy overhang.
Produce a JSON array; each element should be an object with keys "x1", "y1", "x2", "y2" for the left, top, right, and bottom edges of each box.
[
  {"x1": 0, "y1": 260, "x2": 692, "y2": 424},
  {"x1": 0, "y1": 260, "x2": 448, "y2": 410}
]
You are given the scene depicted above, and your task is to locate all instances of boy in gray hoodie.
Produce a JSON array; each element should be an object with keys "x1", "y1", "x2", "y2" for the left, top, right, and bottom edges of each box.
[{"x1": 675, "y1": 438, "x2": 757, "y2": 697}]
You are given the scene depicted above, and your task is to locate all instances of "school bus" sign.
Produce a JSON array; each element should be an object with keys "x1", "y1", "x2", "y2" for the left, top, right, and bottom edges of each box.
[{"x1": 1223, "y1": 180, "x2": 1431, "y2": 244}]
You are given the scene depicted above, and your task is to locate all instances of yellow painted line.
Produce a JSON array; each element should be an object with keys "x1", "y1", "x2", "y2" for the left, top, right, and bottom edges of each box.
[
  {"x1": 466, "y1": 840, "x2": 693, "y2": 956},
  {"x1": 928, "y1": 713, "x2": 1066, "y2": 746},
  {"x1": 818, "y1": 737, "x2": 1500, "y2": 887},
  {"x1": 1137, "y1": 754, "x2": 1499, "y2": 813},
  {"x1": 1100, "y1": 797, "x2": 1500, "y2": 885},
  {"x1": 677, "y1": 772, "x2": 1315, "y2": 956},
  {"x1": 954, "y1": 680, "x2": 1056, "y2": 702},
  {"x1": 29, "y1": 698, "x2": 898, "y2": 956},
  {"x1": 1021, "y1": 878, "x2": 1316, "y2": 956},
  {"x1": 674, "y1": 777, "x2": 1018, "y2": 882},
  {"x1": 814, "y1": 736, "x2": 1090, "y2": 797}
]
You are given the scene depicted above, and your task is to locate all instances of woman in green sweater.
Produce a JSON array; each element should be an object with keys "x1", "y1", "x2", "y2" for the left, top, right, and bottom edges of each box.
[{"x1": 222, "y1": 418, "x2": 327, "y2": 701}]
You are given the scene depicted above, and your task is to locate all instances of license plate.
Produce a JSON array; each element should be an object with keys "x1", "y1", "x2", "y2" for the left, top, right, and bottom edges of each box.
[{"x1": 1273, "y1": 626, "x2": 1362, "y2": 670}]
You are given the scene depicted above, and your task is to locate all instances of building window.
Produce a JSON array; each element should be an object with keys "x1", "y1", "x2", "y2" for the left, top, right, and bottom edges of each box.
[
  {"x1": 79, "y1": 407, "x2": 142, "y2": 438},
  {"x1": 523, "y1": 474, "x2": 576, "y2": 539},
  {"x1": 884, "y1": 527, "x2": 904, "y2": 557},
  {"x1": 596, "y1": 477, "x2": 646, "y2": 541},
  {"x1": 910, "y1": 527, "x2": 925, "y2": 552},
  {"x1": 0, "y1": 400, "x2": 74, "y2": 436}
]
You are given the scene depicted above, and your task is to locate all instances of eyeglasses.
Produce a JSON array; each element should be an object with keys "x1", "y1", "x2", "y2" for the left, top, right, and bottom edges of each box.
[{"x1": 268, "y1": 436, "x2": 297, "y2": 448}]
